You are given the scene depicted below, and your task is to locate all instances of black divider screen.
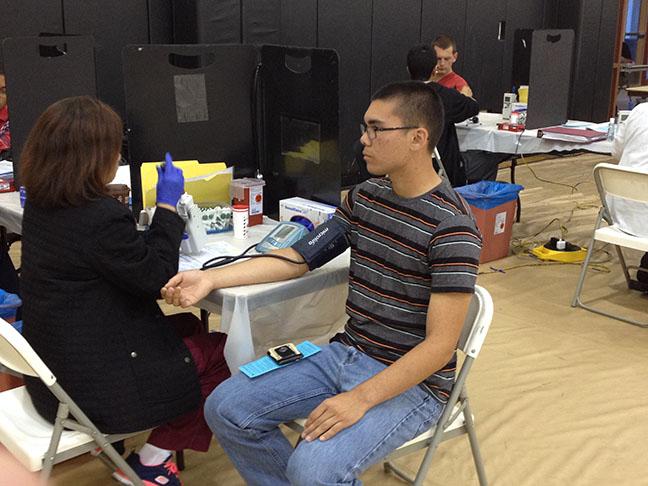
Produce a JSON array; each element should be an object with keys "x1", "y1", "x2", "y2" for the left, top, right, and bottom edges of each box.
[
  {"x1": 148, "y1": 0, "x2": 175, "y2": 44},
  {"x1": 123, "y1": 44, "x2": 259, "y2": 212},
  {"x1": 173, "y1": 0, "x2": 241, "y2": 44},
  {"x1": 0, "y1": 0, "x2": 63, "y2": 68},
  {"x1": 63, "y1": 0, "x2": 150, "y2": 117},
  {"x1": 280, "y1": 0, "x2": 317, "y2": 47},
  {"x1": 242, "y1": 0, "x2": 281, "y2": 44},
  {"x1": 371, "y1": 0, "x2": 421, "y2": 94},
  {"x1": 526, "y1": 29, "x2": 574, "y2": 129},
  {"x1": 2, "y1": 36, "x2": 96, "y2": 182},
  {"x1": 260, "y1": 45, "x2": 340, "y2": 214},
  {"x1": 318, "y1": 0, "x2": 371, "y2": 186},
  {"x1": 511, "y1": 29, "x2": 534, "y2": 88}
]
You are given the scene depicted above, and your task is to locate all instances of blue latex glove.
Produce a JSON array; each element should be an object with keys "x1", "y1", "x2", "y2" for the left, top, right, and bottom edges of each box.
[{"x1": 156, "y1": 152, "x2": 184, "y2": 207}]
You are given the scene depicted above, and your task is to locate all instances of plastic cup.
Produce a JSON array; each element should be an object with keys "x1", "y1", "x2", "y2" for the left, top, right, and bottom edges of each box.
[{"x1": 232, "y1": 204, "x2": 249, "y2": 240}]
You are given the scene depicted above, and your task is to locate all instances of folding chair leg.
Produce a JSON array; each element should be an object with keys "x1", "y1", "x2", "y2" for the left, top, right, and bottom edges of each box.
[
  {"x1": 571, "y1": 236, "x2": 597, "y2": 307},
  {"x1": 571, "y1": 211, "x2": 648, "y2": 328},
  {"x1": 41, "y1": 403, "x2": 69, "y2": 482},
  {"x1": 411, "y1": 423, "x2": 448, "y2": 486},
  {"x1": 462, "y1": 392, "x2": 488, "y2": 486},
  {"x1": 383, "y1": 460, "x2": 416, "y2": 484},
  {"x1": 571, "y1": 209, "x2": 603, "y2": 308},
  {"x1": 176, "y1": 450, "x2": 185, "y2": 470}
]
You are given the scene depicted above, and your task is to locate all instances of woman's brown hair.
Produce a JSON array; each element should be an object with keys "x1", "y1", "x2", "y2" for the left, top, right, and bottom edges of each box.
[{"x1": 19, "y1": 96, "x2": 122, "y2": 208}]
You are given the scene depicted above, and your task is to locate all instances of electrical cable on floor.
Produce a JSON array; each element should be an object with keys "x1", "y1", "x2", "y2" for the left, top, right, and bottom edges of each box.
[
  {"x1": 478, "y1": 247, "x2": 613, "y2": 276},
  {"x1": 516, "y1": 153, "x2": 590, "y2": 193},
  {"x1": 510, "y1": 201, "x2": 599, "y2": 250},
  {"x1": 484, "y1": 151, "x2": 614, "y2": 275}
]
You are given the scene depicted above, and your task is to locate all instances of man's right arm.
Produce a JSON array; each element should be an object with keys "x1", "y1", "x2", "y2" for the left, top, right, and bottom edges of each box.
[
  {"x1": 162, "y1": 247, "x2": 308, "y2": 308},
  {"x1": 459, "y1": 84, "x2": 473, "y2": 98},
  {"x1": 433, "y1": 82, "x2": 479, "y2": 123},
  {"x1": 163, "y1": 188, "x2": 356, "y2": 308}
]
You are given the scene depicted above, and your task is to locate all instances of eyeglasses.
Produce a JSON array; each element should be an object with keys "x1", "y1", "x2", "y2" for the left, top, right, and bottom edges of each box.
[{"x1": 360, "y1": 123, "x2": 419, "y2": 140}]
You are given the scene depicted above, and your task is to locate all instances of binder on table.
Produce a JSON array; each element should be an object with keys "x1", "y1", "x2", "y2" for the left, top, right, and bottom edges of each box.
[{"x1": 537, "y1": 126, "x2": 607, "y2": 143}]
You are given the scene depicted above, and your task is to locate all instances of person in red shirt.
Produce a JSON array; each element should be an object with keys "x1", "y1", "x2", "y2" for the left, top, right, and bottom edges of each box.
[
  {"x1": 0, "y1": 71, "x2": 10, "y2": 155},
  {"x1": 430, "y1": 35, "x2": 473, "y2": 97}
]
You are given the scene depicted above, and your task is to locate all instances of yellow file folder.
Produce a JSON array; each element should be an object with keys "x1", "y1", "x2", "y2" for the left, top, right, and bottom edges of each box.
[{"x1": 140, "y1": 160, "x2": 233, "y2": 208}]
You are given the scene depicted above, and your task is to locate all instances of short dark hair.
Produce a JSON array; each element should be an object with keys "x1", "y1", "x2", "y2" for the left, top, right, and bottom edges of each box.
[
  {"x1": 371, "y1": 81, "x2": 445, "y2": 152},
  {"x1": 406, "y1": 44, "x2": 436, "y2": 81},
  {"x1": 19, "y1": 96, "x2": 123, "y2": 208},
  {"x1": 432, "y1": 34, "x2": 457, "y2": 52}
]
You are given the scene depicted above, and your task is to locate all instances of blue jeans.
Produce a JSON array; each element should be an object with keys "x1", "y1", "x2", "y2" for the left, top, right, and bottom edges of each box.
[{"x1": 205, "y1": 342, "x2": 443, "y2": 485}]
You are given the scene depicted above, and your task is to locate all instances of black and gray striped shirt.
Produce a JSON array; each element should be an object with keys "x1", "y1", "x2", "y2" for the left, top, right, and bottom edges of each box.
[{"x1": 333, "y1": 177, "x2": 482, "y2": 403}]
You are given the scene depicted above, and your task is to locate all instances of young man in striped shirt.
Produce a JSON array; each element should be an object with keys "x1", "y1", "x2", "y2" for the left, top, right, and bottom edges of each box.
[{"x1": 162, "y1": 81, "x2": 482, "y2": 485}]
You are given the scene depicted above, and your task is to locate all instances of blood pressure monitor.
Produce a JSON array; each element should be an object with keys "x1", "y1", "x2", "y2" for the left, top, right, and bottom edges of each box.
[{"x1": 255, "y1": 222, "x2": 309, "y2": 253}]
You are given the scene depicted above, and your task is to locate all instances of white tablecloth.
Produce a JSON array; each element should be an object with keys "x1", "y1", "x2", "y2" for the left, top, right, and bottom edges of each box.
[
  {"x1": 0, "y1": 191, "x2": 22, "y2": 234},
  {"x1": 194, "y1": 221, "x2": 349, "y2": 372},
  {"x1": 456, "y1": 112, "x2": 613, "y2": 155},
  {"x1": 0, "y1": 165, "x2": 131, "y2": 234},
  {"x1": 0, "y1": 192, "x2": 350, "y2": 373}
]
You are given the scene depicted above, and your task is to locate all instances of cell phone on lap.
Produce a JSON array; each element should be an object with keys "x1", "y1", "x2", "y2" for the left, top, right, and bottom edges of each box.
[{"x1": 267, "y1": 343, "x2": 303, "y2": 365}]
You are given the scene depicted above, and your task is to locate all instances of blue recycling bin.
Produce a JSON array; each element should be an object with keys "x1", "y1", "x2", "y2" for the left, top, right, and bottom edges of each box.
[{"x1": 456, "y1": 180, "x2": 524, "y2": 210}]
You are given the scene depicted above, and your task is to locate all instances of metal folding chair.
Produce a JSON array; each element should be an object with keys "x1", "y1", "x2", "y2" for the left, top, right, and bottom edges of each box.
[
  {"x1": 0, "y1": 318, "x2": 144, "y2": 485},
  {"x1": 433, "y1": 147, "x2": 448, "y2": 180},
  {"x1": 286, "y1": 285, "x2": 493, "y2": 485},
  {"x1": 571, "y1": 162, "x2": 648, "y2": 328}
]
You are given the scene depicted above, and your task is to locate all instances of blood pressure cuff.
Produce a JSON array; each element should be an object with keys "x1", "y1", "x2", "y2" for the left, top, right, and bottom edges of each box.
[{"x1": 292, "y1": 218, "x2": 350, "y2": 270}]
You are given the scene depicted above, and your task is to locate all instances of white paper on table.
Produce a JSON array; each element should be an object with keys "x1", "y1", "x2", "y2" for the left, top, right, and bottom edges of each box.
[
  {"x1": 110, "y1": 165, "x2": 132, "y2": 186},
  {"x1": 0, "y1": 160, "x2": 13, "y2": 177},
  {"x1": 178, "y1": 240, "x2": 241, "y2": 271}
]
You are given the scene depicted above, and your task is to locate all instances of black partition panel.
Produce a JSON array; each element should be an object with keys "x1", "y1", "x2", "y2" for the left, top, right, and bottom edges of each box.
[
  {"x1": 526, "y1": 29, "x2": 574, "y2": 129},
  {"x1": 463, "y1": 0, "x2": 506, "y2": 112},
  {"x1": 371, "y1": 0, "x2": 421, "y2": 94},
  {"x1": 173, "y1": 0, "x2": 242, "y2": 44},
  {"x1": 260, "y1": 45, "x2": 340, "y2": 213},
  {"x1": 123, "y1": 44, "x2": 259, "y2": 212},
  {"x1": 280, "y1": 0, "x2": 317, "y2": 47},
  {"x1": 318, "y1": 0, "x2": 372, "y2": 185},
  {"x1": 511, "y1": 29, "x2": 534, "y2": 88},
  {"x1": 504, "y1": 0, "x2": 546, "y2": 94},
  {"x1": 148, "y1": 0, "x2": 175, "y2": 44},
  {"x1": 0, "y1": 0, "x2": 63, "y2": 68},
  {"x1": 63, "y1": 0, "x2": 150, "y2": 117},
  {"x1": 242, "y1": 0, "x2": 281, "y2": 44},
  {"x1": 2, "y1": 36, "x2": 96, "y2": 180}
]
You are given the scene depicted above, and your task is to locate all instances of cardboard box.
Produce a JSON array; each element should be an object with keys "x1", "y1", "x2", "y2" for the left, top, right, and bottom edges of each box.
[{"x1": 279, "y1": 197, "x2": 336, "y2": 230}]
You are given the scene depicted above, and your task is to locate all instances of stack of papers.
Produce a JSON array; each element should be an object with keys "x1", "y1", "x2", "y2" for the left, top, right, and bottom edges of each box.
[
  {"x1": 0, "y1": 160, "x2": 14, "y2": 192},
  {"x1": 178, "y1": 240, "x2": 241, "y2": 272},
  {"x1": 0, "y1": 160, "x2": 13, "y2": 178}
]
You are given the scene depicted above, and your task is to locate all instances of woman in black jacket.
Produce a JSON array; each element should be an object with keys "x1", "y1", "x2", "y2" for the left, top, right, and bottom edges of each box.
[{"x1": 19, "y1": 96, "x2": 230, "y2": 485}]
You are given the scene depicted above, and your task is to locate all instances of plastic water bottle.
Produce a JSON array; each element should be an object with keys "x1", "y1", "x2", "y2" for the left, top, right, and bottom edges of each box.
[{"x1": 607, "y1": 118, "x2": 616, "y2": 141}]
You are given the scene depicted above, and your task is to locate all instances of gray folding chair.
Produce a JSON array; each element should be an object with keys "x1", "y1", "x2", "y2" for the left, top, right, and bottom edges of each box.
[
  {"x1": 571, "y1": 162, "x2": 648, "y2": 328},
  {"x1": 0, "y1": 318, "x2": 144, "y2": 485},
  {"x1": 286, "y1": 285, "x2": 493, "y2": 485},
  {"x1": 433, "y1": 147, "x2": 448, "y2": 180}
]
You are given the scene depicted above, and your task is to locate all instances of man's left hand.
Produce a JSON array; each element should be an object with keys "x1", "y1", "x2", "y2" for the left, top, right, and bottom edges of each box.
[{"x1": 302, "y1": 391, "x2": 372, "y2": 442}]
